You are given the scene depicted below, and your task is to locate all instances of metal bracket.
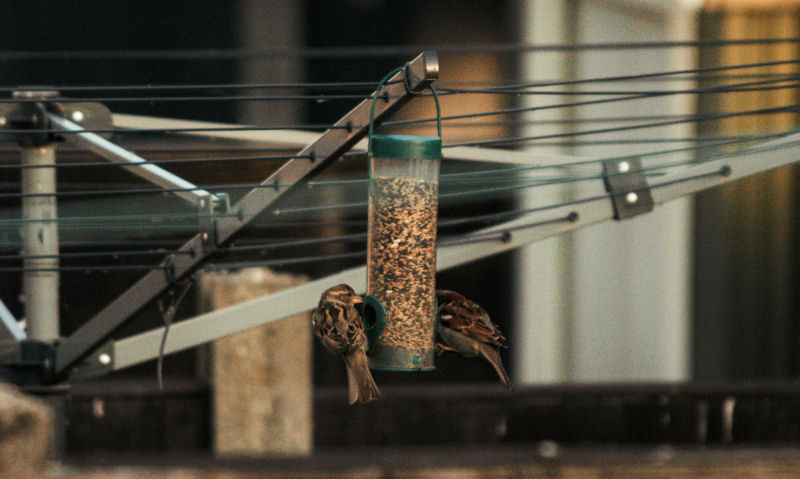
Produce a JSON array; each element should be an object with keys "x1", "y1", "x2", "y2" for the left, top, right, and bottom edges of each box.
[
  {"x1": 47, "y1": 101, "x2": 114, "y2": 139},
  {"x1": 0, "y1": 89, "x2": 113, "y2": 146},
  {"x1": 0, "y1": 299, "x2": 25, "y2": 341},
  {"x1": 404, "y1": 51, "x2": 439, "y2": 93},
  {"x1": 197, "y1": 192, "x2": 231, "y2": 249},
  {"x1": 67, "y1": 342, "x2": 114, "y2": 382},
  {"x1": 602, "y1": 157, "x2": 654, "y2": 220},
  {"x1": 0, "y1": 339, "x2": 57, "y2": 386}
]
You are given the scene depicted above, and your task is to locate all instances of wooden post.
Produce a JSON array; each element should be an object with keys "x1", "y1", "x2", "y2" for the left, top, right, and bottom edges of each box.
[{"x1": 198, "y1": 268, "x2": 312, "y2": 456}]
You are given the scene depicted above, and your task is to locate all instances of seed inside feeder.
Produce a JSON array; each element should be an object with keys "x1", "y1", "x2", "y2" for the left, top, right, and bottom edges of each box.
[{"x1": 366, "y1": 134, "x2": 440, "y2": 370}]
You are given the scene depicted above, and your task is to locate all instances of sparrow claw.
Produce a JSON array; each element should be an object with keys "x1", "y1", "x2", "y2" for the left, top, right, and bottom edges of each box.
[{"x1": 435, "y1": 343, "x2": 456, "y2": 356}]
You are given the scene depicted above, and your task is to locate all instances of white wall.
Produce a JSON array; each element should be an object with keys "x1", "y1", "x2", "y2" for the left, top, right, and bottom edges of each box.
[
  {"x1": 513, "y1": 0, "x2": 575, "y2": 383},
  {"x1": 515, "y1": 0, "x2": 701, "y2": 383}
]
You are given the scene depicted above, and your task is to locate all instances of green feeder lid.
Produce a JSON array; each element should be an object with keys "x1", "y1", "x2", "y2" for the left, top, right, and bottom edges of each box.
[{"x1": 372, "y1": 134, "x2": 441, "y2": 160}]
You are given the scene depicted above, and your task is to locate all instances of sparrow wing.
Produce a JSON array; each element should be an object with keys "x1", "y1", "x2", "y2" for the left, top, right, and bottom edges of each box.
[
  {"x1": 312, "y1": 302, "x2": 367, "y2": 356},
  {"x1": 437, "y1": 290, "x2": 507, "y2": 348}
]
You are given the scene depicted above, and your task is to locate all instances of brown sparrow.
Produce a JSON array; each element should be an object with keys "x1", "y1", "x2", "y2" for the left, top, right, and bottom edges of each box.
[
  {"x1": 313, "y1": 284, "x2": 381, "y2": 404},
  {"x1": 436, "y1": 289, "x2": 513, "y2": 390}
]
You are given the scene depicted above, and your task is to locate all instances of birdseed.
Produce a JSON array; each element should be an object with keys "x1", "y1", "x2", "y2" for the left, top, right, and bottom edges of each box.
[{"x1": 367, "y1": 176, "x2": 438, "y2": 353}]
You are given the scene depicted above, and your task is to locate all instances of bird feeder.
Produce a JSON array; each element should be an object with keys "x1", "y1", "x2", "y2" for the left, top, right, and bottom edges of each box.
[{"x1": 365, "y1": 77, "x2": 441, "y2": 371}]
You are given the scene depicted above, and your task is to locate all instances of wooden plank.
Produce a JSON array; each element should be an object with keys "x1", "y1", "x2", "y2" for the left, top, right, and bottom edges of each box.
[
  {"x1": 198, "y1": 268, "x2": 312, "y2": 457},
  {"x1": 57, "y1": 445, "x2": 800, "y2": 478},
  {"x1": 0, "y1": 382, "x2": 53, "y2": 478}
]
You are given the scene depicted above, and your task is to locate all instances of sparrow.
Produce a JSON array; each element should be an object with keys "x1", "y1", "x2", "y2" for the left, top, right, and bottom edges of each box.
[
  {"x1": 436, "y1": 289, "x2": 513, "y2": 390},
  {"x1": 312, "y1": 284, "x2": 381, "y2": 404}
]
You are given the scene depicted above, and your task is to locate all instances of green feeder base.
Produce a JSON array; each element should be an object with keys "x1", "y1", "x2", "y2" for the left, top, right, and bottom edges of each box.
[{"x1": 368, "y1": 346, "x2": 435, "y2": 372}]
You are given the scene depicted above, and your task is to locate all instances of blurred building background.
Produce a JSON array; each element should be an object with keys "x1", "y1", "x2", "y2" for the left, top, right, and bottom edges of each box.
[
  {"x1": 514, "y1": 0, "x2": 698, "y2": 385},
  {"x1": 694, "y1": 0, "x2": 800, "y2": 380}
]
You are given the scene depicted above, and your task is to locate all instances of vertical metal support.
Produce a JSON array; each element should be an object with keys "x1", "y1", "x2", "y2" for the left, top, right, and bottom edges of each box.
[{"x1": 21, "y1": 145, "x2": 60, "y2": 341}]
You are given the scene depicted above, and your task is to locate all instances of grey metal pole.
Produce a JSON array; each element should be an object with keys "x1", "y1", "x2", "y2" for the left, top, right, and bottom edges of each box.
[{"x1": 21, "y1": 145, "x2": 60, "y2": 342}]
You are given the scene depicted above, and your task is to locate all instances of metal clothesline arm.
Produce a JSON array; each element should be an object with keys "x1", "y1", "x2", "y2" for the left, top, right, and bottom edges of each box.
[
  {"x1": 0, "y1": 299, "x2": 25, "y2": 341},
  {"x1": 47, "y1": 113, "x2": 219, "y2": 207},
  {"x1": 111, "y1": 113, "x2": 597, "y2": 167},
  {"x1": 68, "y1": 130, "x2": 800, "y2": 379},
  {"x1": 112, "y1": 113, "x2": 322, "y2": 149},
  {"x1": 53, "y1": 51, "x2": 440, "y2": 376}
]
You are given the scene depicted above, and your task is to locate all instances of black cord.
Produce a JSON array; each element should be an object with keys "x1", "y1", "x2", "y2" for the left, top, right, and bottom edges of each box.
[
  {"x1": 450, "y1": 103, "x2": 800, "y2": 148},
  {"x1": 157, "y1": 279, "x2": 194, "y2": 391},
  {"x1": 439, "y1": 79, "x2": 800, "y2": 96},
  {"x1": 1, "y1": 38, "x2": 799, "y2": 61},
  {"x1": 0, "y1": 80, "x2": 389, "y2": 94},
  {"x1": 0, "y1": 159, "x2": 773, "y2": 274},
  {"x1": 436, "y1": 58, "x2": 800, "y2": 92},
  {"x1": 1, "y1": 65, "x2": 791, "y2": 96},
  {"x1": 0, "y1": 153, "x2": 312, "y2": 171},
  {"x1": 406, "y1": 74, "x2": 800, "y2": 127},
  {"x1": 3, "y1": 78, "x2": 795, "y2": 104},
  {"x1": 0, "y1": 93, "x2": 385, "y2": 104}
]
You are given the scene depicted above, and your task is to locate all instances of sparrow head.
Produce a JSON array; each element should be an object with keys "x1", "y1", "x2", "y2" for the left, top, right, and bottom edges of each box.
[
  {"x1": 436, "y1": 289, "x2": 466, "y2": 305},
  {"x1": 319, "y1": 284, "x2": 363, "y2": 308}
]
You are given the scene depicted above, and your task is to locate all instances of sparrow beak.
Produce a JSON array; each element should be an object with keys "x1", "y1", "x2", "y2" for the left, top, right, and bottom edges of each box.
[{"x1": 351, "y1": 295, "x2": 364, "y2": 304}]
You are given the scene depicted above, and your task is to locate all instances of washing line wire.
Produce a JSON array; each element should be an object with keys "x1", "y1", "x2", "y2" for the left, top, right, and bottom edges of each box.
[
  {"x1": 0, "y1": 161, "x2": 738, "y2": 274},
  {"x1": 2, "y1": 69, "x2": 796, "y2": 106},
  {"x1": 4, "y1": 57, "x2": 797, "y2": 94},
  {"x1": 0, "y1": 127, "x2": 791, "y2": 210},
  {"x1": 2, "y1": 37, "x2": 800, "y2": 61},
  {"x1": 3, "y1": 131, "x2": 790, "y2": 242}
]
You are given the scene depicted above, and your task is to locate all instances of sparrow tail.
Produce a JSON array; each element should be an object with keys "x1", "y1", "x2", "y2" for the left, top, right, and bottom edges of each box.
[
  {"x1": 480, "y1": 346, "x2": 514, "y2": 391},
  {"x1": 343, "y1": 350, "x2": 381, "y2": 404}
]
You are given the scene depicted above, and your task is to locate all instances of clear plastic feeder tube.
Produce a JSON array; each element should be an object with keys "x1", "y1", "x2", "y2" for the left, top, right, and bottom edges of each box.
[{"x1": 367, "y1": 134, "x2": 441, "y2": 370}]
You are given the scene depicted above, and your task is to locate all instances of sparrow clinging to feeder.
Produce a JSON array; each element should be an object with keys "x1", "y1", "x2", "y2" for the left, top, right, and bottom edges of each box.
[
  {"x1": 436, "y1": 289, "x2": 513, "y2": 390},
  {"x1": 313, "y1": 284, "x2": 381, "y2": 404}
]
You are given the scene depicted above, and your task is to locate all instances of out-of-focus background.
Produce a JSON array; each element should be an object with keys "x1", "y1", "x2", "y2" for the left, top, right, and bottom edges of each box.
[{"x1": 2, "y1": 0, "x2": 800, "y2": 477}]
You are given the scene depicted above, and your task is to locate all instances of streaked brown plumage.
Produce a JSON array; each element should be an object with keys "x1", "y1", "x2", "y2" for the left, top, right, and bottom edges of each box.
[
  {"x1": 436, "y1": 289, "x2": 513, "y2": 390},
  {"x1": 312, "y1": 284, "x2": 381, "y2": 404}
]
